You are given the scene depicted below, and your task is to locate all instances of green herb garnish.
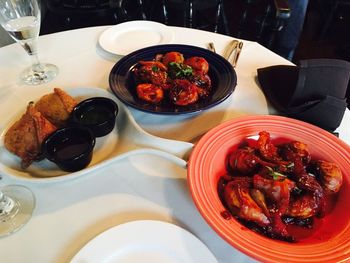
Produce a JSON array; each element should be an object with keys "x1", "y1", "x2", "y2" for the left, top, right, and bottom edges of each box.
[
  {"x1": 266, "y1": 166, "x2": 287, "y2": 181},
  {"x1": 168, "y1": 62, "x2": 193, "y2": 79}
]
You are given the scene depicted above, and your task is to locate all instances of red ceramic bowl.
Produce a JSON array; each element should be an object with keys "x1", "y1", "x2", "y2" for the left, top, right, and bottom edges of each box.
[{"x1": 187, "y1": 115, "x2": 350, "y2": 263}]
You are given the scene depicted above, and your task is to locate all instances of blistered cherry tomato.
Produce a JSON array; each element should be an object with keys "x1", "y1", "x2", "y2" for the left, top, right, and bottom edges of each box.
[
  {"x1": 190, "y1": 74, "x2": 212, "y2": 98},
  {"x1": 134, "y1": 62, "x2": 168, "y2": 86},
  {"x1": 136, "y1": 83, "x2": 164, "y2": 104},
  {"x1": 162, "y1": 52, "x2": 184, "y2": 66},
  {"x1": 184, "y1": 56, "x2": 209, "y2": 74},
  {"x1": 169, "y1": 79, "x2": 198, "y2": 106}
]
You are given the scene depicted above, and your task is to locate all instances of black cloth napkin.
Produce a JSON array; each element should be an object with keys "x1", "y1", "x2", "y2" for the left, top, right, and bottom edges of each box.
[{"x1": 257, "y1": 59, "x2": 350, "y2": 132}]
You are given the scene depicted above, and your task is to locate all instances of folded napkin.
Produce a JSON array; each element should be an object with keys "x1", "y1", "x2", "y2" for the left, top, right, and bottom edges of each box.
[{"x1": 257, "y1": 59, "x2": 350, "y2": 132}]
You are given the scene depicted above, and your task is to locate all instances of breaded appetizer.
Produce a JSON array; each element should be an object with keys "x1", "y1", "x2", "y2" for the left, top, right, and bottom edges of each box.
[
  {"x1": 34, "y1": 88, "x2": 77, "y2": 127},
  {"x1": 4, "y1": 102, "x2": 57, "y2": 168}
]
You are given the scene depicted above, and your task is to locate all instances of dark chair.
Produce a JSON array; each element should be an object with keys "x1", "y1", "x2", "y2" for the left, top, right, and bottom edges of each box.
[
  {"x1": 235, "y1": 0, "x2": 291, "y2": 49},
  {"x1": 149, "y1": 0, "x2": 230, "y2": 35},
  {"x1": 147, "y1": 0, "x2": 290, "y2": 50},
  {"x1": 43, "y1": 0, "x2": 147, "y2": 33}
]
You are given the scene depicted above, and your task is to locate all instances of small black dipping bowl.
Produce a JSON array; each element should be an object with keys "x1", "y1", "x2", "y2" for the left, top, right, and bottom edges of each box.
[
  {"x1": 42, "y1": 126, "x2": 96, "y2": 172},
  {"x1": 70, "y1": 97, "x2": 118, "y2": 137}
]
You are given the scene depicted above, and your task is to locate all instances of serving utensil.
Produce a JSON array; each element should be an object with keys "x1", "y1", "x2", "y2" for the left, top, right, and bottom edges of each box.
[
  {"x1": 209, "y1": 40, "x2": 243, "y2": 68},
  {"x1": 231, "y1": 41, "x2": 243, "y2": 68},
  {"x1": 223, "y1": 40, "x2": 243, "y2": 68},
  {"x1": 208, "y1": 42, "x2": 216, "y2": 53}
]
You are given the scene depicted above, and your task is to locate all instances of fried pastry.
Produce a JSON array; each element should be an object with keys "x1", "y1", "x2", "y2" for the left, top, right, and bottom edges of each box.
[
  {"x1": 4, "y1": 102, "x2": 57, "y2": 168},
  {"x1": 34, "y1": 88, "x2": 77, "y2": 127}
]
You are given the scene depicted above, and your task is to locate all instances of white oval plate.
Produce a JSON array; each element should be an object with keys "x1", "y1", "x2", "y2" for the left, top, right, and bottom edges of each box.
[
  {"x1": 99, "y1": 21, "x2": 174, "y2": 56},
  {"x1": 0, "y1": 87, "x2": 191, "y2": 182},
  {"x1": 70, "y1": 220, "x2": 218, "y2": 263}
]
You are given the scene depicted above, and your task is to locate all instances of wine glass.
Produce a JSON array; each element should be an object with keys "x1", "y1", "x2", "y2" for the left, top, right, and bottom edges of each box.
[
  {"x1": 0, "y1": 184, "x2": 35, "y2": 236},
  {"x1": 0, "y1": 0, "x2": 58, "y2": 85}
]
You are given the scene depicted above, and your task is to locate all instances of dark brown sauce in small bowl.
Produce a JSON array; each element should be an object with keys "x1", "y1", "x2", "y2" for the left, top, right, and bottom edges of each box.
[
  {"x1": 70, "y1": 97, "x2": 118, "y2": 137},
  {"x1": 42, "y1": 126, "x2": 95, "y2": 172}
]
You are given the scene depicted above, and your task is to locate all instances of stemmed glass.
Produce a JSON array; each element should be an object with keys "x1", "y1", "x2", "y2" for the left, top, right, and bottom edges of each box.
[
  {"x1": 0, "y1": 0, "x2": 58, "y2": 85},
  {"x1": 0, "y1": 184, "x2": 35, "y2": 236}
]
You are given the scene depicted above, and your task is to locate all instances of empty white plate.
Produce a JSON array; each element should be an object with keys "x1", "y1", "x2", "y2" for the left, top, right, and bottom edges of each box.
[
  {"x1": 70, "y1": 220, "x2": 218, "y2": 263},
  {"x1": 99, "y1": 21, "x2": 174, "y2": 56}
]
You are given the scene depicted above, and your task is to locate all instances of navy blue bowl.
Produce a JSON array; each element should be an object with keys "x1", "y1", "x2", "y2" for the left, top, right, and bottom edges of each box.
[
  {"x1": 109, "y1": 44, "x2": 237, "y2": 115},
  {"x1": 42, "y1": 126, "x2": 95, "y2": 172},
  {"x1": 70, "y1": 97, "x2": 118, "y2": 137}
]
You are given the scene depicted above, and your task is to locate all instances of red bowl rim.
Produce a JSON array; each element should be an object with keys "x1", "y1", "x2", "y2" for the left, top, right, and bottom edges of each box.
[{"x1": 187, "y1": 115, "x2": 350, "y2": 263}]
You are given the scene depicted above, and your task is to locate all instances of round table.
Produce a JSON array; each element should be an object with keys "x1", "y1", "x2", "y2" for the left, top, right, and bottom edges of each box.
[{"x1": 0, "y1": 24, "x2": 349, "y2": 263}]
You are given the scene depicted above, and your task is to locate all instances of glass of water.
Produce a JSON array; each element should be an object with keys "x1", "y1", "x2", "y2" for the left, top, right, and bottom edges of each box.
[
  {"x1": 0, "y1": 184, "x2": 35, "y2": 236},
  {"x1": 0, "y1": 0, "x2": 58, "y2": 85}
]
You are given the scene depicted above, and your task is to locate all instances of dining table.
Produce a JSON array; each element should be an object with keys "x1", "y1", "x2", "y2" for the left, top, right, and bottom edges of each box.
[{"x1": 0, "y1": 21, "x2": 349, "y2": 263}]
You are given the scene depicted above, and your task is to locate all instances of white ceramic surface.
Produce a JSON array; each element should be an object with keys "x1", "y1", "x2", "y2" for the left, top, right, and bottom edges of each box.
[
  {"x1": 0, "y1": 87, "x2": 192, "y2": 182},
  {"x1": 70, "y1": 220, "x2": 218, "y2": 263},
  {"x1": 99, "y1": 21, "x2": 174, "y2": 56}
]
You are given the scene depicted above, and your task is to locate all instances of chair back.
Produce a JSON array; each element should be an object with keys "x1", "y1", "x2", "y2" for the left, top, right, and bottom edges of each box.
[
  {"x1": 235, "y1": 0, "x2": 291, "y2": 49},
  {"x1": 44, "y1": 0, "x2": 147, "y2": 31},
  {"x1": 148, "y1": 0, "x2": 230, "y2": 35}
]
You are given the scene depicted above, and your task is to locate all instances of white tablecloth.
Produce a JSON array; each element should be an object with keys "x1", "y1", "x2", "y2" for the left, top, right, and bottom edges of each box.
[{"x1": 0, "y1": 24, "x2": 349, "y2": 263}]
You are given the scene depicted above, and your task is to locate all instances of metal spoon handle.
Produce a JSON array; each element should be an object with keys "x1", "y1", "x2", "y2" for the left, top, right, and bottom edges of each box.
[
  {"x1": 223, "y1": 40, "x2": 238, "y2": 60},
  {"x1": 208, "y1": 42, "x2": 216, "y2": 53},
  {"x1": 208, "y1": 41, "x2": 243, "y2": 68},
  {"x1": 231, "y1": 41, "x2": 243, "y2": 68}
]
